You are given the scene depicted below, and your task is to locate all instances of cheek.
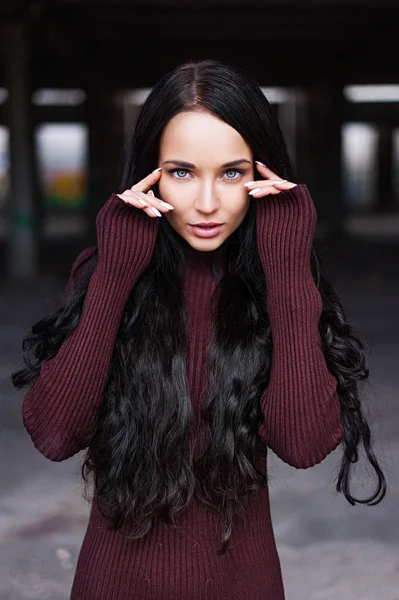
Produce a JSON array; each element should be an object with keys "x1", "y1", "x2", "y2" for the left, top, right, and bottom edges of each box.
[
  {"x1": 234, "y1": 202, "x2": 250, "y2": 228},
  {"x1": 223, "y1": 187, "x2": 250, "y2": 217},
  {"x1": 158, "y1": 181, "x2": 187, "y2": 228},
  {"x1": 158, "y1": 179, "x2": 185, "y2": 208},
  {"x1": 157, "y1": 179, "x2": 168, "y2": 201},
  {"x1": 226, "y1": 192, "x2": 251, "y2": 232}
]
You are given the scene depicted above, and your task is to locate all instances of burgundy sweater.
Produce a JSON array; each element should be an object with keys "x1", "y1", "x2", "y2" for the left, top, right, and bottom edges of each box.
[{"x1": 22, "y1": 185, "x2": 344, "y2": 600}]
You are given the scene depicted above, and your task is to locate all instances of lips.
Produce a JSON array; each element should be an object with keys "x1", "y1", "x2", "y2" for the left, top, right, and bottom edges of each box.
[
  {"x1": 188, "y1": 223, "x2": 224, "y2": 238},
  {"x1": 191, "y1": 223, "x2": 224, "y2": 227}
]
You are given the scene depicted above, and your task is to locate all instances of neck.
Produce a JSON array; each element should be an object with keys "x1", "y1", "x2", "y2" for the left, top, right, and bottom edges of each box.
[{"x1": 171, "y1": 228, "x2": 229, "y2": 278}]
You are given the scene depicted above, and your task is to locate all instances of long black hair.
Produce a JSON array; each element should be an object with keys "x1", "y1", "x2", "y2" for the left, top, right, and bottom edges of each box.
[{"x1": 13, "y1": 60, "x2": 386, "y2": 555}]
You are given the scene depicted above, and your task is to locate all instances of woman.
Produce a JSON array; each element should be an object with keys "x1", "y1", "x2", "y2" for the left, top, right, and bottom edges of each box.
[{"x1": 13, "y1": 60, "x2": 386, "y2": 600}]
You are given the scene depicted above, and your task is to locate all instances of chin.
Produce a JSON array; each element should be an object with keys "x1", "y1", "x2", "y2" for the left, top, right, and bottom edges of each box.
[{"x1": 186, "y1": 235, "x2": 226, "y2": 252}]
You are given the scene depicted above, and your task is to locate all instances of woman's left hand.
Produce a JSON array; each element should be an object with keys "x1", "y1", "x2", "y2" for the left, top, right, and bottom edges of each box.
[{"x1": 244, "y1": 162, "x2": 297, "y2": 196}]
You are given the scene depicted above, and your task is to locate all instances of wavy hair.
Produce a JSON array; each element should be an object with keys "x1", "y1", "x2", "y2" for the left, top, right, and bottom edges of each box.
[{"x1": 12, "y1": 60, "x2": 386, "y2": 554}]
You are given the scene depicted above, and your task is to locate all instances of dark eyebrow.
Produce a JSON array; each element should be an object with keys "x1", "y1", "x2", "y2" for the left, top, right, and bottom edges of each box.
[
  {"x1": 222, "y1": 159, "x2": 252, "y2": 168},
  {"x1": 162, "y1": 159, "x2": 196, "y2": 168},
  {"x1": 162, "y1": 159, "x2": 251, "y2": 169}
]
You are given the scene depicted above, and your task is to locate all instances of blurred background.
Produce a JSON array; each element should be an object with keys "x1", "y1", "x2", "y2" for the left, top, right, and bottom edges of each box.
[{"x1": 0, "y1": 0, "x2": 398, "y2": 598}]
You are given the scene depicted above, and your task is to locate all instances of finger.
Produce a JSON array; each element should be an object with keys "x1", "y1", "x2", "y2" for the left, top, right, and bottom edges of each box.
[
  {"x1": 131, "y1": 167, "x2": 162, "y2": 193},
  {"x1": 248, "y1": 186, "x2": 281, "y2": 197},
  {"x1": 118, "y1": 190, "x2": 173, "y2": 213},
  {"x1": 255, "y1": 161, "x2": 283, "y2": 181},
  {"x1": 272, "y1": 182, "x2": 297, "y2": 189},
  {"x1": 248, "y1": 180, "x2": 296, "y2": 189},
  {"x1": 116, "y1": 192, "x2": 160, "y2": 217},
  {"x1": 138, "y1": 190, "x2": 174, "y2": 212},
  {"x1": 244, "y1": 179, "x2": 287, "y2": 188},
  {"x1": 116, "y1": 192, "x2": 150, "y2": 210},
  {"x1": 248, "y1": 182, "x2": 297, "y2": 196}
]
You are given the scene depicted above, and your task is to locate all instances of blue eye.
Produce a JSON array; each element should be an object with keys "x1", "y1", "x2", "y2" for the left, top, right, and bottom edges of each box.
[
  {"x1": 169, "y1": 167, "x2": 245, "y2": 181},
  {"x1": 224, "y1": 169, "x2": 243, "y2": 180},
  {"x1": 170, "y1": 169, "x2": 189, "y2": 179}
]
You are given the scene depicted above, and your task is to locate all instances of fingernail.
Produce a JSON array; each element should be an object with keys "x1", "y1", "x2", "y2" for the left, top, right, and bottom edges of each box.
[
  {"x1": 248, "y1": 188, "x2": 261, "y2": 195},
  {"x1": 138, "y1": 199, "x2": 149, "y2": 207},
  {"x1": 148, "y1": 190, "x2": 154, "y2": 197},
  {"x1": 152, "y1": 167, "x2": 162, "y2": 173},
  {"x1": 244, "y1": 181, "x2": 255, "y2": 187},
  {"x1": 255, "y1": 161, "x2": 266, "y2": 167},
  {"x1": 151, "y1": 206, "x2": 162, "y2": 217},
  {"x1": 160, "y1": 201, "x2": 174, "y2": 210}
]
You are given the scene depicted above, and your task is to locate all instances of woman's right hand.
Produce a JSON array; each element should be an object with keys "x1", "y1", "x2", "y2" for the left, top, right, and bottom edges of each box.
[
  {"x1": 116, "y1": 167, "x2": 174, "y2": 218},
  {"x1": 96, "y1": 168, "x2": 171, "y2": 278}
]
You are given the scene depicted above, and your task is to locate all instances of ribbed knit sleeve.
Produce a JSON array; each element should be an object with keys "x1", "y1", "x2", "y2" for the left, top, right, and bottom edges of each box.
[
  {"x1": 255, "y1": 184, "x2": 344, "y2": 468},
  {"x1": 64, "y1": 245, "x2": 97, "y2": 298},
  {"x1": 22, "y1": 194, "x2": 158, "y2": 462}
]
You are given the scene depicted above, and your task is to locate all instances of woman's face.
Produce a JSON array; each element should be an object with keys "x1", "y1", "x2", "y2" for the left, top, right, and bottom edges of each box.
[{"x1": 157, "y1": 110, "x2": 254, "y2": 252}]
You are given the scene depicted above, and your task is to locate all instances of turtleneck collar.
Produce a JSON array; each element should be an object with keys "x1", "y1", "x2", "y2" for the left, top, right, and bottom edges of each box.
[{"x1": 173, "y1": 230, "x2": 229, "y2": 281}]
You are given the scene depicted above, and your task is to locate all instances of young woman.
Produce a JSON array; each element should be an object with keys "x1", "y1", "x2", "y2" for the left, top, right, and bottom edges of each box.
[{"x1": 13, "y1": 60, "x2": 386, "y2": 600}]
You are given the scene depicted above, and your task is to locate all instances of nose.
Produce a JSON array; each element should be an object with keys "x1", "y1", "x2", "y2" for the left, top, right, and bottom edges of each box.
[{"x1": 194, "y1": 180, "x2": 219, "y2": 214}]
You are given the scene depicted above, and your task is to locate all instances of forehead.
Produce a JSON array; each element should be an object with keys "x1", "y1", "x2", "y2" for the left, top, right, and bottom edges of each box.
[{"x1": 159, "y1": 110, "x2": 252, "y2": 163}]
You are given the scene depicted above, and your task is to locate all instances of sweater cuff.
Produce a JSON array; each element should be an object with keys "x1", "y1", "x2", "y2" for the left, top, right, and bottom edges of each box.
[
  {"x1": 96, "y1": 193, "x2": 159, "y2": 285},
  {"x1": 255, "y1": 183, "x2": 316, "y2": 287}
]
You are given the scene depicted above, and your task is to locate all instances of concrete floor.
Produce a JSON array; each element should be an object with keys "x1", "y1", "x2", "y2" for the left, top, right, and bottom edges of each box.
[{"x1": 1, "y1": 243, "x2": 398, "y2": 599}]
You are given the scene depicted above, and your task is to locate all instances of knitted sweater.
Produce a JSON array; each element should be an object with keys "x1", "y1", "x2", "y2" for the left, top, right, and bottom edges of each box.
[{"x1": 21, "y1": 185, "x2": 344, "y2": 600}]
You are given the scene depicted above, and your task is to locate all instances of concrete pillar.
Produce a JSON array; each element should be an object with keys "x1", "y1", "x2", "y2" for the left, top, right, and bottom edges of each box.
[
  {"x1": 6, "y1": 23, "x2": 37, "y2": 280},
  {"x1": 376, "y1": 125, "x2": 395, "y2": 212},
  {"x1": 296, "y1": 84, "x2": 346, "y2": 240},
  {"x1": 277, "y1": 93, "x2": 298, "y2": 172},
  {"x1": 86, "y1": 89, "x2": 125, "y2": 244}
]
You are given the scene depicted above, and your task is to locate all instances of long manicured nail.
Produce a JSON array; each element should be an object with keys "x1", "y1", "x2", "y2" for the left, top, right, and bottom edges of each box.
[
  {"x1": 255, "y1": 161, "x2": 266, "y2": 167},
  {"x1": 160, "y1": 201, "x2": 174, "y2": 210},
  {"x1": 138, "y1": 199, "x2": 149, "y2": 207},
  {"x1": 248, "y1": 188, "x2": 261, "y2": 195},
  {"x1": 151, "y1": 206, "x2": 162, "y2": 217},
  {"x1": 255, "y1": 180, "x2": 287, "y2": 185},
  {"x1": 244, "y1": 181, "x2": 256, "y2": 187},
  {"x1": 152, "y1": 167, "x2": 162, "y2": 173}
]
